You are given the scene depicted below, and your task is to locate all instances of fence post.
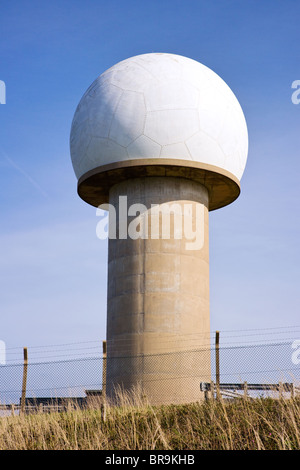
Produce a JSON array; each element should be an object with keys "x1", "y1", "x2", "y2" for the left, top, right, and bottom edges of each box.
[
  {"x1": 210, "y1": 380, "x2": 215, "y2": 400},
  {"x1": 279, "y1": 382, "x2": 283, "y2": 399},
  {"x1": 215, "y1": 331, "x2": 220, "y2": 400},
  {"x1": 20, "y1": 347, "x2": 28, "y2": 414},
  {"x1": 244, "y1": 381, "x2": 248, "y2": 400},
  {"x1": 102, "y1": 340, "x2": 107, "y2": 398},
  {"x1": 101, "y1": 341, "x2": 107, "y2": 421},
  {"x1": 291, "y1": 383, "x2": 295, "y2": 399}
]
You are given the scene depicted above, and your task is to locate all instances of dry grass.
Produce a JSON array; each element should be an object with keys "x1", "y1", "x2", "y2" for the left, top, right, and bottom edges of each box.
[{"x1": 0, "y1": 390, "x2": 300, "y2": 450}]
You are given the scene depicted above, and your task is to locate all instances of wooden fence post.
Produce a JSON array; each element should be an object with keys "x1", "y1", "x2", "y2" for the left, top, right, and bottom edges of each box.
[
  {"x1": 244, "y1": 381, "x2": 248, "y2": 400},
  {"x1": 279, "y1": 381, "x2": 283, "y2": 399},
  {"x1": 102, "y1": 340, "x2": 107, "y2": 398},
  {"x1": 101, "y1": 340, "x2": 107, "y2": 421},
  {"x1": 291, "y1": 383, "x2": 295, "y2": 399},
  {"x1": 210, "y1": 380, "x2": 215, "y2": 400},
  {"x1": 215, "y1": 331, "x2": 220, "y2": 400},
  {"x1": 20, "y1": 347, "x2": 28, "y2": 414}
]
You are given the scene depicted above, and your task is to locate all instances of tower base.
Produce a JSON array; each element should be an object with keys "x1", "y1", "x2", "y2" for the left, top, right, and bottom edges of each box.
[{"x1": 106, "y1": 177, "x2": 211, "y2": 405}]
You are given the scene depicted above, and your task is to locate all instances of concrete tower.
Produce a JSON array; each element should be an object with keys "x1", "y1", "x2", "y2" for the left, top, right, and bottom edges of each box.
[{"x1": 70, "y1": 53, "x2": 248, "y2": 404}]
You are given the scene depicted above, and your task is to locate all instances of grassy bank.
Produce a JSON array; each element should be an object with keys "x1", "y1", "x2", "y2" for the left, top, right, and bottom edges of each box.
[{"x1": 0, "y1": 394, "x2": 300, "y2": 450}]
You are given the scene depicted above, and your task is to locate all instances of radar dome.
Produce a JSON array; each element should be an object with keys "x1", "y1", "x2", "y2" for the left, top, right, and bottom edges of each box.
[{"x1": 70, "y1": 53, "x2": 248, "y2": 210}]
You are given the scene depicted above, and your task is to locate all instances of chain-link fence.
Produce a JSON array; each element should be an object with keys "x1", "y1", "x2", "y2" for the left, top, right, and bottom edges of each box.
[
  {"x1": 0, "y1": 336, "x2": 300, "y2": 409},
  {"x1": 0, "y1": 356, "x2": 104, "y2": 406}
]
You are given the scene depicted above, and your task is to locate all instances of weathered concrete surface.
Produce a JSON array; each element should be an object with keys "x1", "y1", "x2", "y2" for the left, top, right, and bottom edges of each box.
[{"x1": 106, "y1": 177, "x2": 211, "y2": 404}]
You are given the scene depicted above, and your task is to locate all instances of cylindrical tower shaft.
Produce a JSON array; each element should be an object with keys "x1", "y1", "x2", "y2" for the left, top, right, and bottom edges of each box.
[{"x1": 106, "y1": 176, "x2": 211, "y2": 404}]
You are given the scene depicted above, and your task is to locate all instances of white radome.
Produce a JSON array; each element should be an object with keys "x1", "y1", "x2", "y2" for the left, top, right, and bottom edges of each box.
[{"x1": 70, "y1": 53, "x2": 248, "y2": 182}]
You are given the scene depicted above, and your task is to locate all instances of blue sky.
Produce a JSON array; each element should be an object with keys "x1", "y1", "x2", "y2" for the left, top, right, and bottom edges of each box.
[{"x1": 0, "y1": 0, "x2": 299, "y2": 353}]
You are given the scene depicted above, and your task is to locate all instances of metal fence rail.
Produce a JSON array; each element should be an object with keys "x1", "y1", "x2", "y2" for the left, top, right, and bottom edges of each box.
[{"x1": 200, "y1": 381, "x2": 300, "y2": 400}]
